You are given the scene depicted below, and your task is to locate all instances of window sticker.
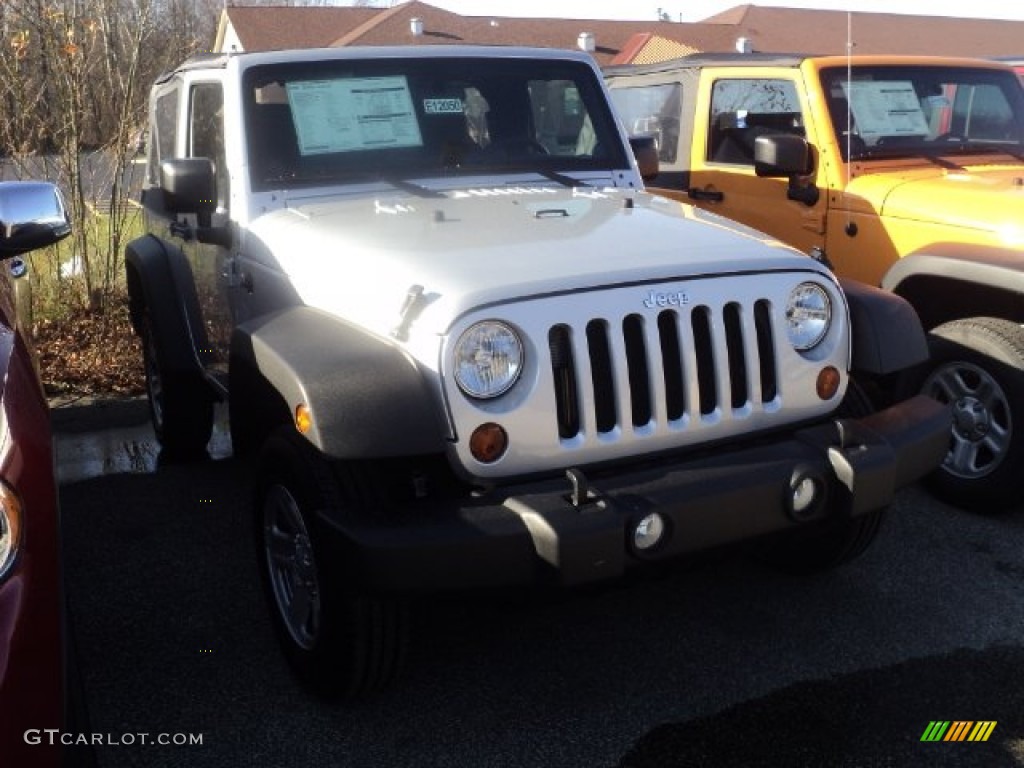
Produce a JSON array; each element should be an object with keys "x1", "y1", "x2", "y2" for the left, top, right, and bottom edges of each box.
[
  {"x1": 286, "y1": 76, "x2": 422, "y2": 155},
  {"x1": 423, "y1": 98, "x2": 464, "y2": 114},
  {"x1": 841, "y1": 80, "x2": 930, "y2": 141}
]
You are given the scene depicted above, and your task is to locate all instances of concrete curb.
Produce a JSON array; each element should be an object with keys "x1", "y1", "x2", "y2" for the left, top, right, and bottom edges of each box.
[{"x1": 49, "y1": 396, "x2": 150, "y2": 434}]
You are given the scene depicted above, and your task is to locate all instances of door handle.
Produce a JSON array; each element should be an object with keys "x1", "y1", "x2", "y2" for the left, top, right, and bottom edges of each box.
[
  {"x1": 688, "y1": 187, "x2": 724, "y2": 202},
  {"x1": 169, "y1": 220, "x2": 192, "y2": 240}
]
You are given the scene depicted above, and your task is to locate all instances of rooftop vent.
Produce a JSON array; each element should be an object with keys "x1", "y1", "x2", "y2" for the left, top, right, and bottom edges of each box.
[
  {"x1": 735, "y1": 36, "x2": 752, "y2": 54},
  {"x1": 410, "y1": 17, "x2": 424, "y2": 37},
  {"x1": 578, "y1": 32, "x2": 595, "y2": 53}
]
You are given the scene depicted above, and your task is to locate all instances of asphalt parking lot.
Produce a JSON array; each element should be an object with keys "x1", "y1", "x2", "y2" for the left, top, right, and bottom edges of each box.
[{"x1": 55, "y1": 400, "x2": 1024, "y2": 768}]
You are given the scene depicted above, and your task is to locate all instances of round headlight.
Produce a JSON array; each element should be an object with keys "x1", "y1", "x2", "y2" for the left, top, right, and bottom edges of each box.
[
  {"x1": 785, "y1": 282, "x2": 832, "y2": 350},
  {"x1": 0, "y1": 482, "x2": 23, "y2": 582},
  {"x1": 454, "y1": 321, "x2": 524, "y2": 399}
]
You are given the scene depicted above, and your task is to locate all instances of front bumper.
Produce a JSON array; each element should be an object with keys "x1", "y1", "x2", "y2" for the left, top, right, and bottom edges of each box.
[{"x1": 323, "y1": 395, "x2": 949, "y2": 591}]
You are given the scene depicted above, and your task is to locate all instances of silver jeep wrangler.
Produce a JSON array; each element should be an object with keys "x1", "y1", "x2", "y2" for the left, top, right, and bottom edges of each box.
[{"x1": 126, "y1": 45, "x2": 948, "y2": 697}]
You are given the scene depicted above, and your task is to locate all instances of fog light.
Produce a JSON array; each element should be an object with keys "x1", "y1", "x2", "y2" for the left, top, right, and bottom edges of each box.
[
  {"x1": 787, "y1": 470, "x2": 824, "y2": 522},
  {"x1": 469, "y1": 423, "x2": 508, "y2": 463},
  {"x1": 633, "y1": 513, "x2": 666, "y2": 551},
  {"x1": 816, "y1": 366, "x2": 841, "y2": 400}
]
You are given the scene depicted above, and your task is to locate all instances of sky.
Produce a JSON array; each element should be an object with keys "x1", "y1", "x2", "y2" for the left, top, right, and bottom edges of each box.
[{"x1": 420, "y1": 1, "x2": 1024, "y2": 24}]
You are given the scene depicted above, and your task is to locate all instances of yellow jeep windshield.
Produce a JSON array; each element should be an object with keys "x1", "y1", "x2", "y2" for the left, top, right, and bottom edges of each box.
[{"x1": 820, "y1": 65, "x2": 1024, "y2": 161}]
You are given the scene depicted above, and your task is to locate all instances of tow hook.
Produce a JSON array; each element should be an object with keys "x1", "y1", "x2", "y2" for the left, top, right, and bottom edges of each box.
[
  {"x1": 827, "y1": 420, "x2": 861, "y2": 494},
  {"x1": 565, "y1": 468, "x2": 598, "y2": 509}
]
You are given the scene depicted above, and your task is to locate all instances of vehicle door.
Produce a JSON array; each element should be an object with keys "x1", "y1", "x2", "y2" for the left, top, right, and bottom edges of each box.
[
  {"x1": 180, "y1": 78, "x2": 233, "y2": 388},
  {"x1": 687, "y1": 71, "x2": 825, "y2": 254}
]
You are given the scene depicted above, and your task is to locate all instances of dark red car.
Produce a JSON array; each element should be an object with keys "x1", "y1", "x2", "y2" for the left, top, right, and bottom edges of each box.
[{"x1": 0, "y1": 181, "x2": 73, "y2": 767}]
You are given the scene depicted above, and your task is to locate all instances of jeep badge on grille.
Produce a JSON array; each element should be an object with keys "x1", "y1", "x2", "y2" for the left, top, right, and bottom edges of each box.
[{"x1": 643, "y1": 289, "x2": 691, "y2": 308}]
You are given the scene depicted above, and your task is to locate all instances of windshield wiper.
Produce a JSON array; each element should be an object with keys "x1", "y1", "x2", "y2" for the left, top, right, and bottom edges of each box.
[
  {"x1": 382, "y1": 177, "x2": 444, "y2": 198},
  {"x1": 327, "y1": 171, "x2": 446, "y2": 198},
  {"x1": 536, "y1": 169, "x2": 588, "y2": 188},
  {"x1": 855, "y1": 145, "x2": 963, "y2": 169},
  {"x1": 942, "y1": 143, "x2": 1024, "y2": 163}
]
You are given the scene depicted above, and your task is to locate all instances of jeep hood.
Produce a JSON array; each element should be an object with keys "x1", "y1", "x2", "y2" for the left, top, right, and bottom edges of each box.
[
  {"x1": 844, "y1": 163, "x2": 1024, "y2": 235},
  {"x1": 244, "y1": 186, "x2": 819, "y2": 338}
]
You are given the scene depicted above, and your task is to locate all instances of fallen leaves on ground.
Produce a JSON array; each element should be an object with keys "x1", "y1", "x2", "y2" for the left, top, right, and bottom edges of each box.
[{"x1": 34, "y1": 296, "x2": 146, "y2": 399}]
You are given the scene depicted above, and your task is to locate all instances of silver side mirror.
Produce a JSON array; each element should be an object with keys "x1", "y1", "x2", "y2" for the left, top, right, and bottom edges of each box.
[{"x1": 0, "y1": 181, "x2": 72, "y2": 259}]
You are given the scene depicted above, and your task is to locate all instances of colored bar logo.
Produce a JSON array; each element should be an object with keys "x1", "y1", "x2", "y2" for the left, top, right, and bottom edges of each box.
[{"x1": 921, "y1": 721, "x2": 997, "y2": 742}]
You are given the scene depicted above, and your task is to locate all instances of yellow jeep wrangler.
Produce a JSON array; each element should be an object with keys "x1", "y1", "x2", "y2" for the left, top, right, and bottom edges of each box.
[{"x1": 606, "y1": 54, "x2": 1024, "y2": 511}]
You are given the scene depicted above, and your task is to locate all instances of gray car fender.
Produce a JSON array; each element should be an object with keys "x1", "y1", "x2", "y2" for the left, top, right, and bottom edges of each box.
[
  {"x1": 124, "y1": 234, "x2": 210, "y2": 377},
  {"x1": 880, "y1": 245, "x2": 1024, "y2": 330},
  {"x1": 230, "y1": 306, "x2": 448, "y2": 459},
  {"x1": 839, "y1": 278, "x2": 929, "y2": 375}
]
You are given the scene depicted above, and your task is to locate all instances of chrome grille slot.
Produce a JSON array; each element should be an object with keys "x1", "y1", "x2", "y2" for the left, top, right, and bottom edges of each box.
[{"x1": 549, "y1": 299, "x2": 781, "y2": 441}]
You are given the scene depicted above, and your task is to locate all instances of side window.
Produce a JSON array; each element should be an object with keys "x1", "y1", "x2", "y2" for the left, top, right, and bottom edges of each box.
[
  {"x1": 188, "y1": 82, "x2": 228, "y2": 207},
  {"x1": 708, "y1": 78, "x2": 803, "y2": 165},
  {"x1": 950, "y1": 83, "x2": 1014, "y2": 140},
  {"x1": 150, "y1": 85, "x2": 179, "y2": 184},
  {"x1": 608, "y1": 83, "x2": 682, "y2": 163}
]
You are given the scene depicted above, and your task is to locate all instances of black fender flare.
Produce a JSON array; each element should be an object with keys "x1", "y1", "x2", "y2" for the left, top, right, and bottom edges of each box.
[
  {"x1": 839, "y1": 278, "x2": 929, "y2": 375},
  {"x1": 124, "y1": 234, "x2": 209, "y2": 377},
  {"x1": 230, "y1": 306, "x2": 448, "y2": 459},
  {"x1": 880, "y1": 244, "x2": 1024, "y2": 330}
]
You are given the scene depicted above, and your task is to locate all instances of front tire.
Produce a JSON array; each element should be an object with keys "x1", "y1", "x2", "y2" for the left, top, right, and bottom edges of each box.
[
  {"x1": 255, "y1": 428, "x2": 408, "y2": 698},
  {"x1": 755, "y1": 381, "x2": 885, "y2": 574},
  {"x1": 139, "y1": 305, "x2": 213, "y2": 457},
  {"x1": 919, "y1": 317, "x2": 1024, "y2": 512}
]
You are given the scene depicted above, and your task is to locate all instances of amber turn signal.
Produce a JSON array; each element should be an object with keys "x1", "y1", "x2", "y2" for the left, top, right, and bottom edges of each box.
[
  {"x1": 816, "y1": 366, "x2": 841, "y2": 401},
  {"x1": 294, "y1": 403, "x2": 313, "y2": 435},
  {"x1": 469, "y1": 423, "x2": 508, "y2": 463}
]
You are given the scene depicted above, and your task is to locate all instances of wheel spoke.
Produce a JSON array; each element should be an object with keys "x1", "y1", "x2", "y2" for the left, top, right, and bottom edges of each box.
[
  {"x1": 948, "y1": 434, "x2": 981, "y2": 475},
  {"x1": 930, "y1": 368, "x2": 966, "y2": 401},
  {"x1": 982, "y1": 422, "x2": 1011, "y2": 456},
  {"x1": 266, "y1": 525, "x2": 295, "y2": 568},
  {"x1": 287, "y1": 581, "x2": 316, "y2": 637},
  {"x1": 974, "y1": 375, "x2": 1002, "y2": 409}
]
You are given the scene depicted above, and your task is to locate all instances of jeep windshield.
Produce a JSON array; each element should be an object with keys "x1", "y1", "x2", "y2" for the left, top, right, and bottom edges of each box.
[
  {"x1": 820, "y1": 65, "x2": 1024, "y2": 162},
  {"x1": 243, "y1": 57, "x2": 629, "y2": 192}
]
